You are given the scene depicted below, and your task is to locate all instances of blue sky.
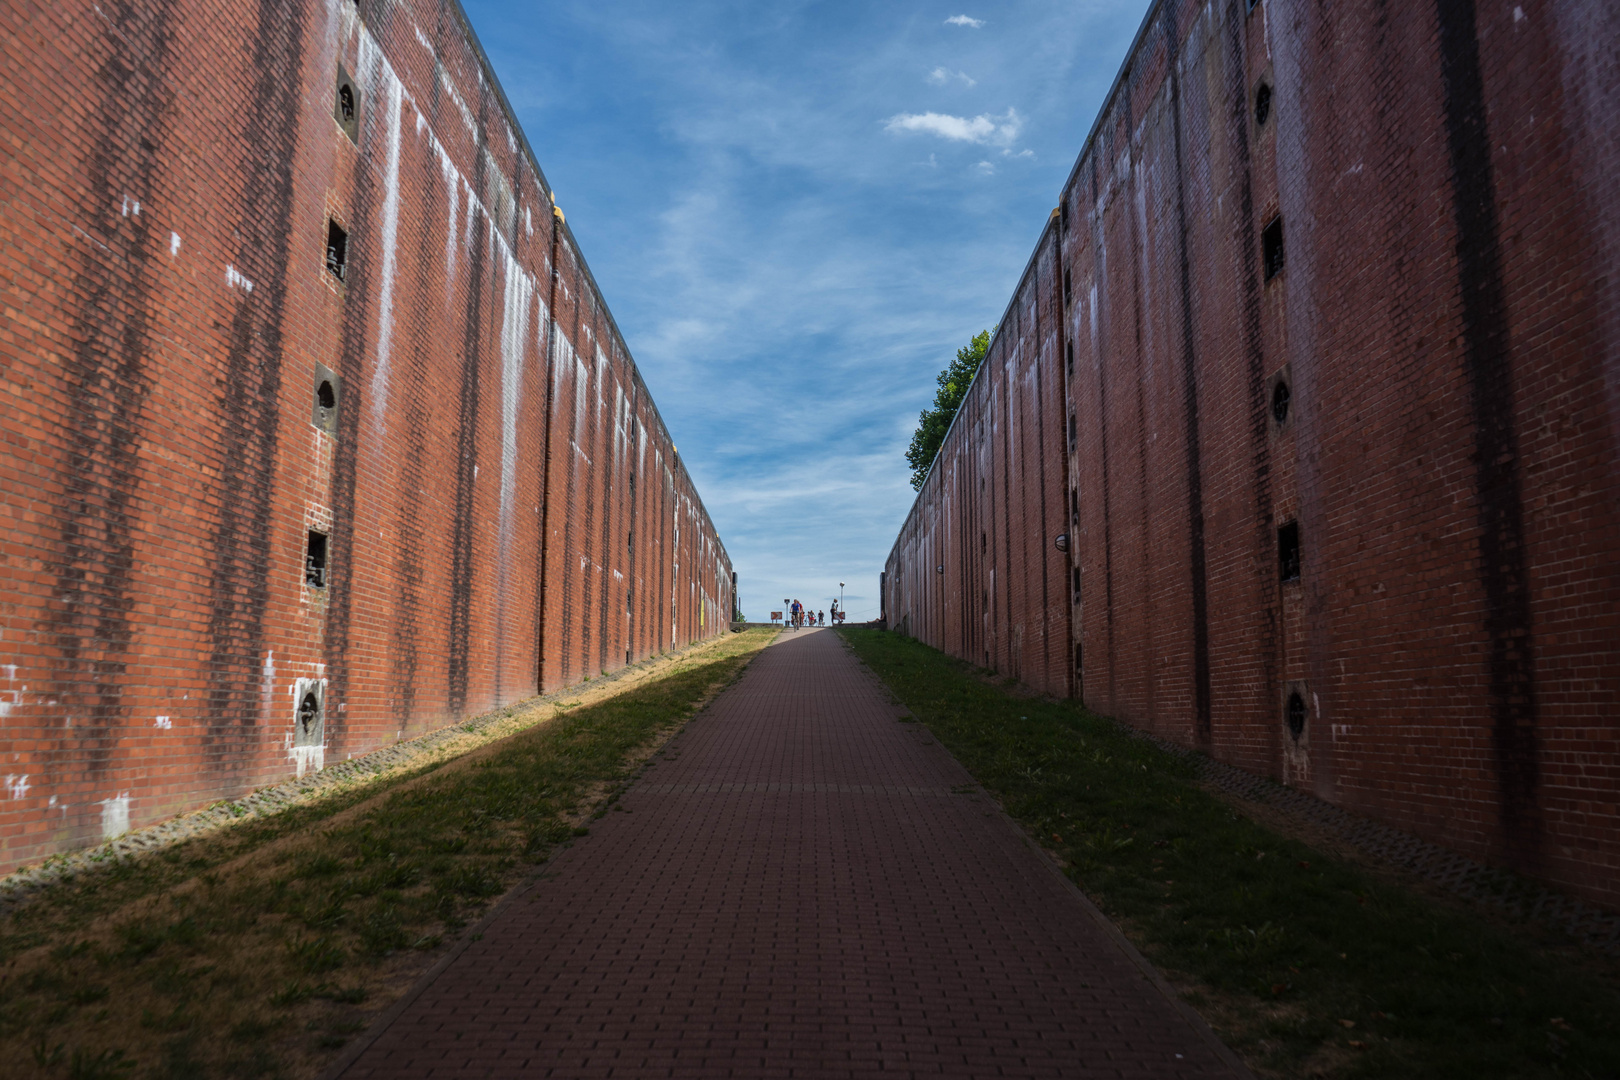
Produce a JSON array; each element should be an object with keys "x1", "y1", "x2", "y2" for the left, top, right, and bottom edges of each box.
[{"x1": 462, "y1": 0, "x2": 1153, "y2": 621}]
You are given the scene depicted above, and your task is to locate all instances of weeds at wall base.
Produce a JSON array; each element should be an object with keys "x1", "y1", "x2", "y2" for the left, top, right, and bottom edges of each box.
[
  {"x1": 0, "y1": 629, "x2": 776, "y2": 1080},
  {"x1": 839, "y1": 629, "x2": 1620, "y2": 1080}
]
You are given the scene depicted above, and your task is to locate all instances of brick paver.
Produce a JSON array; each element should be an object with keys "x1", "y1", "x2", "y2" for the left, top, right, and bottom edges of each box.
[{"x1": 334, "y1": 629, "x2": 1249, "y2": 1078}]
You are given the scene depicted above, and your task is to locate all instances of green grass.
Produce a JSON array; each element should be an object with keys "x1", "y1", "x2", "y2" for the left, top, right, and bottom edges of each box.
[
  {"x1": 0, "y1": 629, "x2": 776, "y2": 1079},
  {"x1": 839, "y1": 628, "x2": 1620, "y2": 1080}
]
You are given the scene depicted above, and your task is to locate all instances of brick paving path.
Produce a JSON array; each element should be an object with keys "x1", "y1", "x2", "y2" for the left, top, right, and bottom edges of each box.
[{"x1": 332, "y1": 629, "x2": 1249, "y2": 1079}]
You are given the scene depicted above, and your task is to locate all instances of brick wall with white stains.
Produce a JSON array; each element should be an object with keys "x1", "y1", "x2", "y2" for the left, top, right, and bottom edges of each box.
[
  {"x1": 887, "y1": 0, "x2": 1620, "y2": 909},
  {"x1": 0, "y1": 0, "x2": 732, "y2": 873}
]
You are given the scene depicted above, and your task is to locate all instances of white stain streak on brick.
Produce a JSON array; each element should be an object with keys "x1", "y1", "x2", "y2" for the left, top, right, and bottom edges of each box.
[
  {"x1": 290, "y1": 745, "x2": 325, "y2": 778},
  {"x1": 101, "y1": 793, "x2": 131, "y2": 839},
  {"x1": 4, "y1": 776, "x2": 28, "y2": 800}
]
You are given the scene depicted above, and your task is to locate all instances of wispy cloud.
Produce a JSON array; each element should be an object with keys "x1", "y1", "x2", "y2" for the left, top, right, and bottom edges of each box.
[
  {"x1": 465, "y1": 0, "x2": 1156, "y2": 618},
  {"x1": 945, "y1": 14, "x2": 985, "y2": 28},
  {"x1": 976, "y1": 160, "x2": 995, "y2": 174},
  {"x1": 926, "y1": 66, "x2": 977, "y2": 87},
  {"x1": 885, "y1": 107, "x2": 1021, "y2": 146}
]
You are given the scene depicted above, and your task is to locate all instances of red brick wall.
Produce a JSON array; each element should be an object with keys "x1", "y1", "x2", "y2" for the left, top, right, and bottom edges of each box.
[
  {"x1": 886, "y1": 0, "x2": 1620, "y2": 908},
  {"x1": 887, "y1": 225, "x2": 1072, "y2": 698},
  {"x1": 0, "y1": 0, "x2": 731, "y2": 873}
]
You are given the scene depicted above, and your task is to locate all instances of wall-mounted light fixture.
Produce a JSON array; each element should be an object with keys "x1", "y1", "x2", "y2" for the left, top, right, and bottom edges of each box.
[
  {"x1": 1054, "y1": 534, "x2": 1069, "y2": 552},
  {"x1": 936, "y1": 565, "x2": 944, "y2": 574}
]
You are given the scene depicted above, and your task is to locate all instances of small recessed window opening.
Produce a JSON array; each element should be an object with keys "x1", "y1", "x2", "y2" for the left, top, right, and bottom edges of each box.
[
  {"x1": 1063, "y1": 268, "x2": 1073, "y2": 307},
  {"x1": 333, "y1": 66, "x2": 360, "y2": 143},
  {"x1": 1286, "y1": 690, "x2": 1307, "y2": 740},
  {"x1": 1262, "y1": 216, "x2": 1285, "y2": 281},
  {"x1": 981, "y1": 531, "x2": 987, "y2": 553},
  {"x1": 1070, "y1": 489, "x2": 1079, "y2": 524},
  {"x1": 1074, "y1": 643, "x2": 1083, "y2": 672},
  {"x1": 1072, "y1": 566, "x2": 1081, "y2": 598},
  {"x1": 1060, "y1": 200, "x2": 1070, "y2": 232},
  {"x1": 311, "y1": 364, "x2": 342, "y2": 434},
  {"x1": 1254, "y1": 82, "x2": 1272, "y2": 128},
  {"x1": 1068, "y1": 412, "x2": 1077, "y2": 451},
  {"x1": 298, "y1": 692, "x2": 321, "y2": 739},
  {"x1": 1271, "y1": 379, "x2": 1291, "y2": 424},
  {"x1": 326, "y1": 220, "x2": 348, "y2": 282},
  {"x1": 306, "y1": 530, "x2": 330, "y2": 588},
  {"x1": 1065, "y1": 341, "x2": 1074, "y2": 377},
  {"x1": 1278, "y1": 520, "x2": 1301, "y2": 582}
]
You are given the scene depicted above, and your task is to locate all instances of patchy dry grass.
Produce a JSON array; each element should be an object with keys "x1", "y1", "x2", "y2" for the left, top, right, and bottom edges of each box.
[
  {"x1": 0, "y1": 629, "x2": 776, "y2": 1079},
  {"x1": 840, "y1": 629, "x2": 1620, "y2": 1080}
]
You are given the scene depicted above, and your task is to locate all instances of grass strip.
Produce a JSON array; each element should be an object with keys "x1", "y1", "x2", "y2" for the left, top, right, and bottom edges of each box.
[
  {"x1": 1, "y1": 628, "x2": 776, "y2": 1080},
  {"x1": 839, "y1": 628, "x2": 1620, "y2": 1080}
]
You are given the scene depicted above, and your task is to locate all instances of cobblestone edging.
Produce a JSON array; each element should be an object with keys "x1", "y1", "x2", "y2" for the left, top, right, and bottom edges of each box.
[
  {"x1": 0, "y1": 640, "x2": 723, "y2": 915},
  {"x1": 1132, "y1": 733, "x2": 1620, "y2": 956}
]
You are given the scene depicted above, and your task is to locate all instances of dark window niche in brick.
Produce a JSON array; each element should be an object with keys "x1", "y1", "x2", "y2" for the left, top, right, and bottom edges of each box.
[
  {"x1": 311, "y1": 363, "x2": 341, "y2": 434},
  {"x1": 334, "y1": 66, "x2": 359, "y2": 143},
  {"x1": 1072, "y1": 566, "x2": 1081, "y2": 599},
  {"x1": 1070, "y1": 488, "x2": 1079, "y2": 524},
  {"x1": 1254, "y1": 82, "x2": 1272, "y2": 128},
  {"x1": 299, "y1": 691, "x2": 321, "y2": 738},
  {"x1": 1063, "y1": 267, "x2": 1073, "y2": 307},
  {"x1": 1262, "y1": 216, "x2": 1285, "y2": 280},
  {"x1": 326, "y1": 219, "x2": 348, "y2": 282},
  {"x1": 295, "y1": 683, "x2": 325, "y2": 748},
  {"x1": 1065, "y1": 341, "x2": 1074, "y2": 378},
  {"x1": 1278, "y1": 520, "x2": 1301, "y2": 582},
  {"x1": 1286, "y1": 688, "x2": 1307, "y2": 740},
  {"x1": 1060, "y1": 200, "x2": 1070, "y2": 233},
  {"x1": 306, "y1": 530, "x2": 329, "y2": 588},
  {"x1": 1266, "y1": 363, "x2": 1292, "y2": 434},
  {"x1": 1068, "y1": 412, "x2": 1077, "y2": 451}
]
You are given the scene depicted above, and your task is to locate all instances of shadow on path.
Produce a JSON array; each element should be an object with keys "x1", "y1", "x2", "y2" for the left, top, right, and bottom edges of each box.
[{"x1": 329, "y1": 628, "x2": 1250, "y2": 1079}]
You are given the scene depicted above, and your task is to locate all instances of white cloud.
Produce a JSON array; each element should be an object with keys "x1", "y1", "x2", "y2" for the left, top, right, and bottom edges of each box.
[
  {"x1": 927, "y1": 66, "x2": 977, "y2": 87},
  {"x1": 975, "y1": 160, "x2": 995, "y2": 174},
  {"x1": 945, "y1": 14, "x2": 985, "y2": 28},
  {"x1": 884, "y1": 107, "x2": 1022, "y2": 146}
]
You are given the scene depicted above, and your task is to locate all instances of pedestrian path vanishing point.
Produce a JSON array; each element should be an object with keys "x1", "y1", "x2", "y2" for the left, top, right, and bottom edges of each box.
[{"x1": 331, "y1": 629, "x2": 1250, "y2": 1079}]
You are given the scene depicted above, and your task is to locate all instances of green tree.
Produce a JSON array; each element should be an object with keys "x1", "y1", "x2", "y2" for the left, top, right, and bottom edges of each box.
[{"x1": 905, "y1": 329, "x2": 992, "y2": 490}]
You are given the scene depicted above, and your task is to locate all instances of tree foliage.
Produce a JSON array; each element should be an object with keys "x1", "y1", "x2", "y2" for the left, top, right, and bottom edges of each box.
[{"x1": 905, "y1": 329, "x2": 992, "y2": 490}]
